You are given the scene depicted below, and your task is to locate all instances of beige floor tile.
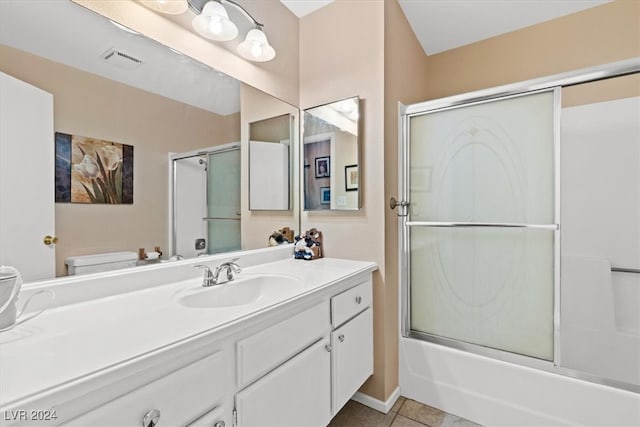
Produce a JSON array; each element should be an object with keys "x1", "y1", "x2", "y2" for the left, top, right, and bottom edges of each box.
[
  {"x1": 328, "y1": 400, "x2": 396, "y2": 427},
  {"x1": 398, "y1": 399, "x2": 445, "y2": 427},
  {"x1": 391, "y1": 396, "x2": 406, "y2": 413},
  {"x1": 391, "y1": 414, "x2": 428, "y2": 427},
  {"x1": 440, "y1": 414, "x2": 483, "y2": 427}
]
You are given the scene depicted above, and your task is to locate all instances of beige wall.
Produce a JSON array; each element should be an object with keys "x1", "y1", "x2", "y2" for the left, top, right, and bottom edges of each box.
[
  {"x1": 562, "y1": 73, "x2": 640, "y2": 107},
  {"x1": 332, "y1": 130, "x2": 358, "y2": 209},
  {"x1": 250, "y1": 114, "x2": 291, "y2": 142},
  {"x1": 0, "y1": 44, "x2": 239, "y2": 276},
  {"x1": 299, "y1": 0, "x2": 387, "y2": 400},
  {"x1": 382, "y1": 0, "x2": 431, "y2": 400},
  {"x1": 72, "y1": 0, "x2": 299, "y2": 106},
  {"x1": 240, "y1": 84, "x2": 299, "y2": 249},
  {"x1": 422, "y1": 0, "x2": 640, "y2": 100}
]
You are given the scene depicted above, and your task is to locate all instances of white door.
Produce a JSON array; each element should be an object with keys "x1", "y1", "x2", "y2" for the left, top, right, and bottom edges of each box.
[
  {"x1": 331, "y1": 308, "x2": 373, "y2": 414},
  {"x1": 235, "y1": 339, "x2": 331, "y2": 427},
  {"x1": 0, "y1": 72, "x2": 55, "y2": 281}
]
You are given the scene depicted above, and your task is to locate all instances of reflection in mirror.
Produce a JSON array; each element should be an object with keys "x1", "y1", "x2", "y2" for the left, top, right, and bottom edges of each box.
[
  {"x1": 0, "y1": 0, "x2": 297, "y2": 283},
  {"x1": 171, "y1": 143, "x2": 241, "y2": 259},
  {"x1": 303, "y1": 97, "x2": 360, "y2": 211},
  {"x1": 249, "y1": 114, "x2": 292, "y2": 210}
]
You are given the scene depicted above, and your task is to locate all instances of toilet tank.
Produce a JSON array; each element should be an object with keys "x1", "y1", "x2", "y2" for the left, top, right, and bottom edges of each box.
[{"x1": 65, "y1": 251, "x2": 138, "y2": 275}]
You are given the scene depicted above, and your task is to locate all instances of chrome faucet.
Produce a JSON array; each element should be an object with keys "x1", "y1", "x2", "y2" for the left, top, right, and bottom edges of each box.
[
  {"x1": 212, "y1": 258, "x2": 242, "y2": 285},
  {"x1": 194, "y1": 259, "x2": 242, "y2": 287},
  {"x1": 194, "y1": 264, "x2": 216, "y2": 287}
]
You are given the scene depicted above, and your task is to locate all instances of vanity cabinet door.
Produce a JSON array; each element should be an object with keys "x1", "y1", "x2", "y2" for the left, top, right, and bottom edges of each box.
[
  {"x1": 235, "y1": 339, "x2": 331, "y2": 427},
  {"x1": 331, "y1": 307, "x2": 373, "y2": 414}
]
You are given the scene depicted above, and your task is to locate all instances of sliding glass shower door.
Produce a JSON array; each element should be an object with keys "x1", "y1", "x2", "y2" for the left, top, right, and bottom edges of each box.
[{"x1": 403, "y1": 89, "x2": 559, "y2": 361}]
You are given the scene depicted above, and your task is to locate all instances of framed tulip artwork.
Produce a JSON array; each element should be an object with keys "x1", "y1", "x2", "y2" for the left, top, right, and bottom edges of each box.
[{"x1": 55, "y1": 132, "x2": 133, "y2": 204}]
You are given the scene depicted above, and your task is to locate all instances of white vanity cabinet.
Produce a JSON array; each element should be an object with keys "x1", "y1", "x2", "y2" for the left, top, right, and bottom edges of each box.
[
  {"x1": 233, "y1": 277, "x2": 373, "y2": 426},
  {"x1": 62, "y1": 351, "x2": 228, "y2": 427},
  {"x1": 2, "y1": 260, "x2": 376, "y2": 427},
  {"x1": 330, "y1": 280, "x2": 374, "y2": 414}
]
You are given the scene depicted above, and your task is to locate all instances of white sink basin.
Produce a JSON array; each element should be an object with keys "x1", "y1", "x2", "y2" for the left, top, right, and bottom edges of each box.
[{"x1": 177, "y1": 274, "x2": 303, "y2": 309}]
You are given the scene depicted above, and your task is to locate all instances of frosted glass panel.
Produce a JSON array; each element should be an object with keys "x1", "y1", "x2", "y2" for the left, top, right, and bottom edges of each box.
[
  {"x1": 410, "y1": 227, "x2": 555, "y2": 360},
  {"x1": 409, "y1": 91, "x2": 555, "y2": 224},
  {"x1": 407, "y1": 90, "x2": 557, "y2": 361},
  {"x1": 207, "y1": 149, "x2": 240, "y2": 254}
]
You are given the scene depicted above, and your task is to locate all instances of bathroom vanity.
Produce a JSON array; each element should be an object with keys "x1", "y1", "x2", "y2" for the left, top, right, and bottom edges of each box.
[{"x1": 0, "y1": 247, "x2": 376, "y2": 427}]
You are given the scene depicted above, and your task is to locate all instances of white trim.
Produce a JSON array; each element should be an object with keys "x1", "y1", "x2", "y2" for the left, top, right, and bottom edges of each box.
[
  {"x1": 399, "y1": 338, "x2": 640, "y2": 426},
  {"x1": 351, "y1": 387, "x2": 401, "y2": 414}
]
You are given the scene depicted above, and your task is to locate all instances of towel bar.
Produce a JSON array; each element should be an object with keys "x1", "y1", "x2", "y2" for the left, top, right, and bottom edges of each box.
[{"x1": 611, "y1": 267, "x2": 640, "y2": 274}]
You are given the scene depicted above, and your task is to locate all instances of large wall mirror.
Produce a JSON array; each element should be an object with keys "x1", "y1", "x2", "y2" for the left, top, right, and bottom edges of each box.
[
  {"x1": 303, "y1": 97, "x2": 361, "y2": 211},
  {"x1": 0, "y1": 0, "x2": 298, "y2": 282}
]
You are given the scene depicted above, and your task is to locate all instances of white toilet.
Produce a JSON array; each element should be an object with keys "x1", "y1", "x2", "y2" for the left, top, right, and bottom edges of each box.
[{"x1": 65, "y1": 252, "x2": 138, "y2": 275}]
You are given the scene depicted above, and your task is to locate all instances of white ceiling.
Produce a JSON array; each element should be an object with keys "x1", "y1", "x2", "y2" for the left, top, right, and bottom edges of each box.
[
  {"x1": 280, "y1": 0, "x2": 611, "y2": 55},
  {"x1": 280, "y1": 0, "x2": 335, "y2": 18}
]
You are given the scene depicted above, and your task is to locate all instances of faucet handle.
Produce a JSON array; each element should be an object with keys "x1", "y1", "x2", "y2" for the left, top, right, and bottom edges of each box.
[
  {"x1": 195, "y1": 264, "x2": 216, "y2": 287},
  {"x1": 194, "y1": 264, "x2": 213, "y2": 277}
]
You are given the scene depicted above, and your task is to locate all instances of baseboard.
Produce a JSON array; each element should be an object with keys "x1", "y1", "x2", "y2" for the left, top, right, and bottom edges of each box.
[{"x1": 352, "y1": 386, "x2": 401, "y2": 414}]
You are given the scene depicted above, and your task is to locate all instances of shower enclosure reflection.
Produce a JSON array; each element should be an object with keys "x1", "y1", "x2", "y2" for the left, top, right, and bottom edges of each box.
[{"x1": 172, "y1": 144, "x2": 241, "y2": 258}]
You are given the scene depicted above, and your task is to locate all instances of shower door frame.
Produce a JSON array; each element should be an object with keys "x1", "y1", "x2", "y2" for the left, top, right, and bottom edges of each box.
[
  {"x1": 169, "y1": 142, "x2": 240, "y2": 258},
  {"x1": 398, "y1": 57, "x2": 640, "y2": 391}
]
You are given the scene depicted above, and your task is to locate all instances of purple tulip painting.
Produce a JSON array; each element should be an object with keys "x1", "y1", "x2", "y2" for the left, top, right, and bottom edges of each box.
[{"x1": 55, "y1": 133, "x2": 133, "y2": 204}]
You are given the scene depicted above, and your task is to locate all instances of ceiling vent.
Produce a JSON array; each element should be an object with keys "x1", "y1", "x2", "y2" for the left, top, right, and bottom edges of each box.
[{"x1": 101, "y1": 48, "x2": 143, "y2": 70}]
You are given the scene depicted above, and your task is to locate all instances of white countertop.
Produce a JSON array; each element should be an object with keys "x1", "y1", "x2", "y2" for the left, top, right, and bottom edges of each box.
[{"x1": 0, "y1": 257, "x2": 376, "y2": 409}]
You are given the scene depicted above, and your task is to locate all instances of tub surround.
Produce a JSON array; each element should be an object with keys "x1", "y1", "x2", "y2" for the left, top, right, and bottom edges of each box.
[{"x1": 0, "y1": 246, "x2": 376, "y2": 426}]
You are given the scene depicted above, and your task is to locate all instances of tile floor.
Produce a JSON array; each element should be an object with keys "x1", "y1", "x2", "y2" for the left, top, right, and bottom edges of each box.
[{"x1": 328, "y1": 397, "x2": 483, "y2": 427}]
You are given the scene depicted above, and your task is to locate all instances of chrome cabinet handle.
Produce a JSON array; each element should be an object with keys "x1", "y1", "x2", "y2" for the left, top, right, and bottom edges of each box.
[
  {"x1": 338, "y1": 334, "x2": 345, "y2": 342},
  {"x1": 355, "y1": 296, "x2": 362, "y2": 304},
  {"x1": 142, "y1": 409, "x2": 161, "y2": 427}
]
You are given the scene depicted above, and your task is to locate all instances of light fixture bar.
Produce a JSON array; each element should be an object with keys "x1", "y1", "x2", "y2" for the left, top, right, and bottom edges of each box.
[
  {"x1": 187, "y1": 0, "x2": 262, "y2": 27},
  {"x1": 221, "y1": 0, "x2": 263, "y2": 28},
  {"x1": 184, "y1": 0, "x2": 276, "y2": 62}
]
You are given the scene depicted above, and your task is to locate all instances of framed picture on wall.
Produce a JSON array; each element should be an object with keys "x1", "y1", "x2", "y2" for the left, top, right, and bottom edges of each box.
[
  {"x1": 345, "y1": 164, "x2": 358, "y2": 191},
  {"x1": 315, "y1": 156, "x2": 330, "y2": 178},
  {"x1": 320, "y1": 186, "x2": 330, "y2": 204}
]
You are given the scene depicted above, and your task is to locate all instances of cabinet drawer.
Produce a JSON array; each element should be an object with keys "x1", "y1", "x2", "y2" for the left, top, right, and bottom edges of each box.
[
  {"x1": 63, "y1": 351, "x2": 227, "y2": 427},
  {"x1": 237, "y1": 302, "x2": 328, "y2": 388},
  {"x1": 331, "y1": 280, "x2": 372, "y2": 328}
]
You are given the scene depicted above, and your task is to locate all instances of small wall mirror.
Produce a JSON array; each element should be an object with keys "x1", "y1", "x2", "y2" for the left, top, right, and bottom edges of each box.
[
  {"x1": 303, "y1": 97, "x2": 361, "y2": 211},
  {"x1": 249, "y1": 114, "x2": 292, "y2": 210}
]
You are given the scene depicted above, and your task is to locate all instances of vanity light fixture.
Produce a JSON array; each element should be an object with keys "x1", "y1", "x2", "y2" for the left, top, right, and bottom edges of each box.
[
  {"x1": 192, "y1": 0, "x2": 238, "y2": 41},
  {"x1": 237, "y1": 28, "x2": 275, "y2": 62},
  {"x1": 140, "y1": 0, "x2": 276, "y2": 62}
]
